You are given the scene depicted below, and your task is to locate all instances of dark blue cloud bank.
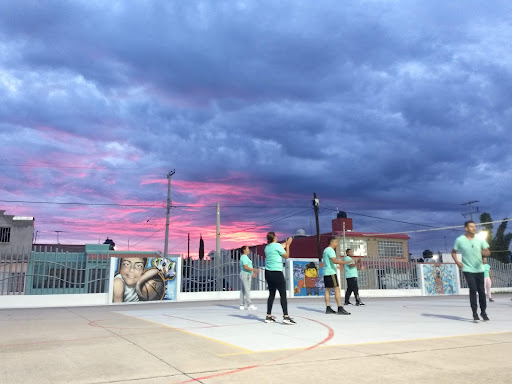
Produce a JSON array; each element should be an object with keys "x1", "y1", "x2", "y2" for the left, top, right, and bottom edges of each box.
[{"x1": 1, "y1": 1, "x2": 511, "y2": 255}]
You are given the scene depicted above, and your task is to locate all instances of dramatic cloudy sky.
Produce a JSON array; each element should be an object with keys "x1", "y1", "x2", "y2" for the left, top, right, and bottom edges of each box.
[{"x1": 1, "y1": 1, "x2": 511, "y2": 257}]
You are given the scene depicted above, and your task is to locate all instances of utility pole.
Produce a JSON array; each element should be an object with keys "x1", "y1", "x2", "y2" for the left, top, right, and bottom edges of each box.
[
  {"x1": 187, "y1": 233, "x2": 190, "y2": 259},
  {"x1": 163, "y1": 169, "x2": 176, "y2": 258},
  {"x1": 461, "y1": 200, "x2": 479, "y2": 221},
  {"x1": 342, "y1": 222, "x2": 346, "y2": 255},
  {"x1": 216, "y1": 202, "x2": 222, "y2": 290},
  {"x1": 313, "y1": 193, "x2": 321, "y2": 260}
]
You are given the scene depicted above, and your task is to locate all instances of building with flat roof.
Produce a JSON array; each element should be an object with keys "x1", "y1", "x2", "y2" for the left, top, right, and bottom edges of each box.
[
  {"x1": 250, "y1": 213, "x2": 410, "y2": 260},
  {"x1": 0, "y1": 210, "x2": 34, "y2": 254}
]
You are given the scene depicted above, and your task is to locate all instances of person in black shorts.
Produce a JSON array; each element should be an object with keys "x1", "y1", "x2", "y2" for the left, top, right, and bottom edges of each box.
[{"x1": 322, "y1": 236, "x2": 352, "y2": 315}]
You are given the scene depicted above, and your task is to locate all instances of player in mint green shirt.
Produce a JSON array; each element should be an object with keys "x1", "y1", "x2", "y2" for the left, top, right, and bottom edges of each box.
[
  {"x1": 322, "y1": 236, "x2": 352, "y2": 315},
  {"x1": 239, "y1": 245, "x2": 259, "y2": 310},
  {"x1": 452, "y1": 220, "x2": 490, "y2": 321},
  {"x1": 343, "y1": 249, "x2": 365, "y2": 306},
  {"x1": 264, "y1": 232, "x2": 296, "y2": 325}
]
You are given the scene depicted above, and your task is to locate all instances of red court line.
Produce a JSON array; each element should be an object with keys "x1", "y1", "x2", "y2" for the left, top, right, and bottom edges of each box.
[{"x1": 176, "y1": 316, "x2": 335, "y2": 383}]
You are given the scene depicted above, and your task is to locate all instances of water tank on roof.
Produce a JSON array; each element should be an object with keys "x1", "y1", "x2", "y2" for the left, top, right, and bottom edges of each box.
[
  {"x1": 295, "y1": 229, "x2": 307, "y2": 237},
  {"x1": 337, "y1": 211, "x2": 347, "y2": 219},
  {"x1": 422, "y1": 250, "x2": 433, "y2": 259}
]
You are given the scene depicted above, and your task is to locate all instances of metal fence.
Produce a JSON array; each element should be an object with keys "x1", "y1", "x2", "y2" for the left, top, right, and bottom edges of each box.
[
  {"x1": 181, "y1": 250, "x2": 267, "y2": 292},
  {"x1": 459, "y1": 257, "x2": 512, "y2": 288},
  {"x1": 3, "y1": 245, "x2": 512, "y2": 296},
  {"x1": 339, "y1": 258, "x2": 419, "y2": 290},
  {"x1": 0, "y1": 247, "x2": 110, "y2": 295},
  {"x1": 0, "y1": 247, "x2": 30, "y2": 295}
]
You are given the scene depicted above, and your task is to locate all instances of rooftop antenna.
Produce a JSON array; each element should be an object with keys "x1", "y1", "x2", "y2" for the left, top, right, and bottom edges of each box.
[{"x1": 54, "y1": 230, "x2": 64, "y2": 244}]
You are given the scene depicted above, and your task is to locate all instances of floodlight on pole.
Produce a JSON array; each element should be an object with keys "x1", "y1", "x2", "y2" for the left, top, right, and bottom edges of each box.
[{"x1": 477, "y1": 230, "x2": 488, "y2": 241}]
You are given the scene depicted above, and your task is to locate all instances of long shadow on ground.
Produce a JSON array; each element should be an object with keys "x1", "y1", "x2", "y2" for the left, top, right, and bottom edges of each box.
[{"x1": 422, "y1": 313, "x2": 474, "y2": 322}]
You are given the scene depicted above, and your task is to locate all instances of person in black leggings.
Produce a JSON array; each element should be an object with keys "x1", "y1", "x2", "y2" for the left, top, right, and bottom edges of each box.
[{"x1": 264, "y1": 232, "x2": 295, "y2": 325}]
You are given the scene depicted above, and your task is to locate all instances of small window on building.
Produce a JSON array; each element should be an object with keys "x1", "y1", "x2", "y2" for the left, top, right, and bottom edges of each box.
[
  {"x1": 0, "y1": 227, "x2": 11, "y2": 243},
  {"x1": 343, "y1": 239, "x2": 368, "y2": 256},
  {"x1": 378, "y1": 240, "x2": 403, "y2": 258}
]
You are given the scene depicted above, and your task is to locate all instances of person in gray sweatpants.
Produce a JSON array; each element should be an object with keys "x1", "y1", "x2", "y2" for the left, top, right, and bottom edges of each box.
[{"x1": 239, "y1": 245, "x2": 259, "y2": 310}]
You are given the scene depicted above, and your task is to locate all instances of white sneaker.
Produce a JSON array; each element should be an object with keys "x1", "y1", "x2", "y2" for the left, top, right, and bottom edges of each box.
[
  {"x1": 248, "y1": 305, "x2": 257, "y2": 310},
  {"x1": 239, "y1": 306, "x2": 245, "y2": 310},
  {"x1": 282, "y1": 316, "x2": 297, "y2": 325}
]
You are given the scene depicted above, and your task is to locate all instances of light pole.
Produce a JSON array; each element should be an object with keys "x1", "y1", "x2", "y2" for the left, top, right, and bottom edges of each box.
[
  {"x1": 476, "y1": 230, "x2": 488, "y2": 241},
  {"x1": 163, "y1": 169, "x2": 176, "y2": 258}
]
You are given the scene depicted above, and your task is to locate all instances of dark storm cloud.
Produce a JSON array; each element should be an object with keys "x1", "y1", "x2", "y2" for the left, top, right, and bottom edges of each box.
[{"x1": 1, "y1": 0, "x2": 512, "y2": 254}]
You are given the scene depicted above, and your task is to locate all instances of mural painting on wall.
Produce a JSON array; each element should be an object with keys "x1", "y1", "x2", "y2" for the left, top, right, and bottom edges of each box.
[
  {"x1": 292, "y1": 260, "x2": 326, "y2": 296},
  {"x1": 423, "y1": 263, "x2": 458, "y2": 295},
  {"x1": 112, "y1": 257, "x2": 178, "y2": 303}
]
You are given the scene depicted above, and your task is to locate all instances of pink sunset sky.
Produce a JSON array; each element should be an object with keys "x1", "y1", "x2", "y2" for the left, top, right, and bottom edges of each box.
[{"x1": 2, "y1": 1, "x2": 512, "y2": 257}]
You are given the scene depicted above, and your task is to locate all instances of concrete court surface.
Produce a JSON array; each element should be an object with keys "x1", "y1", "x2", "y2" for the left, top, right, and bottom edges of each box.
[{"x1": 0, "y1": 294, "x2": 511, "y2": 384}]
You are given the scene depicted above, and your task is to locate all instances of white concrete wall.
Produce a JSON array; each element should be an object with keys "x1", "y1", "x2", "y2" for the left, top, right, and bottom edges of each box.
[
  {"x1": 459, "y1": 287, "x2": 512, "y2": 295},
  {"x1": 2, "y1": 287, "x2": 511, "y2": 309},
  {"x1": 358, "y1": 289, "x2": 422, "y2": 297},
  {"x1": 0, "y1": 293, "x2": 108, "y2": 309}
]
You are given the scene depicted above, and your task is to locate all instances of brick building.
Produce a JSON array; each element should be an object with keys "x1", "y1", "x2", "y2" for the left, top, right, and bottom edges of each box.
[{"x1": 251, "y1": 214, "x2": 410, "y2": 260}]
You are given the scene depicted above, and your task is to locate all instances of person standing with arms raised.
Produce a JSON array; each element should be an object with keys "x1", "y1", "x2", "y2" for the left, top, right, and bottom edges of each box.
[
  {"x1": 452, "y1": 220, "x2": 491, "y2": 321},
  {"x1": 264, "y1": 232, "x2": 296, "y2": 324}
]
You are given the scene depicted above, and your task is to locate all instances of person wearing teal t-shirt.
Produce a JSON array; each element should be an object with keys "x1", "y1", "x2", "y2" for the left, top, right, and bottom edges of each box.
[
  {"x1": 483, "y1": 258, "x2": 494, "y2": 302},
  {"x1": 452, "y1": 220, "x2": 490, "y2": 321},
  {"x1": 343, "y1": 249, "x2": 365, "y2": 306},
  {"x1": 264, "y1": 232, "x2": 296, "y2": 325},
  {"x1": 239, "y1": 245, "x2": 259, "y2": 310},
  {"x1": 322, "y1": 236, "x2": 352, "y2": 315}
]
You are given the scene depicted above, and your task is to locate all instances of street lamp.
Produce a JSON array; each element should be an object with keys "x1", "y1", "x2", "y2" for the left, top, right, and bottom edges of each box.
[{"x1": 477, "y1": 230, "x2": 488, "y2": 241}]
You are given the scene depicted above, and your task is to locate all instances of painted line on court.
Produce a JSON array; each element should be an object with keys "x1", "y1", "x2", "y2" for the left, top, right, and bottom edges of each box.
[
  {"x1": 88, "y1": 319, "x2": 152, "y2": 330},
  {"x1": 325, "y1": 330, "x2": 512, "y2": 348},
  {"x1": 162, "y1": 313, "x2": 218, "y2": 326},
  {"x1": 159, "y1": 314, "x2": 263, "y2": 330},
  {"x1": 220, "y1": 330, "x2": 512, "y2": 356},
  {"x1": 117, "y1": 312, "x2": 255, "y2": 354},
  {"x1": 176, "y1": 316, "x2": 335, "y2": 384}
]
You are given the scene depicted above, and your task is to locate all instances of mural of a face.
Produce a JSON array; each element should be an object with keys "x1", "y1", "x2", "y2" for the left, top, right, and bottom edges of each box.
[
  {"x1": 305, "y1": 265, "x2": 318, "y2": 278},
  {"x1": 120, "y1": 258, "x2": 145, "y2": 286}
]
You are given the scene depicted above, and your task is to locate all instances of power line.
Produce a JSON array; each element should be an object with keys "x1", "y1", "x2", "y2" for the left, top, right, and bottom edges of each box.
[
  {"x1": 129, "y1": 227, "x2": 166, "y2": 248},
  {"x1": 0, "y1": 199, "x2": 165, "y2": 208},
  {"x1": 361, "y1": 219, "x2": 512, "y2": 236},
  {"x1": 168, "y1": 239, "x2": 189, "y2": 252},
  {"x1": 322, "y1": 206, "x2": 448, "y2": 229},
  {"x1": 0, "y1": 199, "x2": 307, "y2": 209},
  {"x1": 222, "y1": 208, "x2": 312, "y2": 236}
]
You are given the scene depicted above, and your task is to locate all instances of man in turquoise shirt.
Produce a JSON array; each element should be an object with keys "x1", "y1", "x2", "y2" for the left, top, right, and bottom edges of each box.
[
  {"x1": 343, "y1": 249, "x2": 365, "y2": 306},
  {"x1": 452, "y1": 220, "x2": 490, "y2": 321},
  {"x1": 323, "y1": 236, "x2": 352, "y2": 315}
]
